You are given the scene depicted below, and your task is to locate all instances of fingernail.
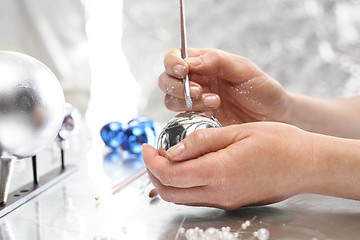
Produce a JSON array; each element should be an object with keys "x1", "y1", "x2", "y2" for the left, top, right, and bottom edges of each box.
[
  {"x1": 141, "y1": 143, "x2": 149, "y2": 152},
  {"x1": 203, "y1": 94, "x2": 220, "y2": 108},
  {"x1": 166, "y1": 142, "x2": 185, "y2": 158},
  {"x1": 173, "y1": 64, "x2": 186, "y2": 78},
  {"x1": 186, "y1": 57, "x2": 202, "y2": 66},
  {"x1": 190, "y1": 86, "x2": 200, "y2": 99}
]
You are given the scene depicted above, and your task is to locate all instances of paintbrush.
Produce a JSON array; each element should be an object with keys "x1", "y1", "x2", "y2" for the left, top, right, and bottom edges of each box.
[{"x1": 180, "y1": 0, "x2": 193, "y2": 109}]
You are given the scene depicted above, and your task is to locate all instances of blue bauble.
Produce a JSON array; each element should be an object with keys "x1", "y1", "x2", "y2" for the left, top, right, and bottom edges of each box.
[
  {"x1": 128, "y1": 116, "x2": 161, "y2": 141},
  {"x1": 100, "y1": 121, "x2": 125, "y2": 149},
  {"x1": 122, "y1": 124, "x2": 156, "y2": 155}
]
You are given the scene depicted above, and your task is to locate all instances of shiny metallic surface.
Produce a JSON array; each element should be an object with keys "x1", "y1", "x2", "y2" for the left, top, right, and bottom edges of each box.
[
  {"x1": 0, "y1": 157, "x2": 15, "y2": 203},
  {"x1": 0, "y1": 51, "x2": 64, "y2": 203},
  {"x1": 0, "y1": 51, "x2": 65, "y2": 158},
  {"x1": 0, "y1": 163, "x2": 77, "y2": 217},
  {"x1": 157, "y1": 112, "x2": 222, "y2": 153},
  {"x1": 58, "y1": 103, "x2": 81, "y2": 141}
]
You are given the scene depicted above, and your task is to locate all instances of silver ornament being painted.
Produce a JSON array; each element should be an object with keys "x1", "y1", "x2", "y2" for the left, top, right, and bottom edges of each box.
[{"x1": 157, "y1": 112, "x2": 222, "y2": 155}]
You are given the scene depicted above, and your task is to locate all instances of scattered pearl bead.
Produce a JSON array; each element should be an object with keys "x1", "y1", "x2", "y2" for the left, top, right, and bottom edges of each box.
[
  {"x1": 241, "y1": 220, "x2": 251, "y2": 230},
  {"x1": 253, "y1": 228, "x2": 270, "y2": 240},
  {"x1": 205, "y1": 227, "x2": 219, "y2": 238},
  {"x1": 241, "y1": 223, "x2": 247, "y2": 230},
  {"x1": 179, "y1": 227, "x2": 185, "y2": 234},
  {"x1": 222, "y1": 231, "x2": 235, "y2": 240},
  {"x1": 181, "y1": 224, "x2": 269, "y2": 240},
  {"x1": 185, "y1": 228, "x2": 196, "y2": 239}
]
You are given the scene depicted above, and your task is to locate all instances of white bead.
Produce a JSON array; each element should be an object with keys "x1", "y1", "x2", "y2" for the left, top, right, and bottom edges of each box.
[
  {"x1": 221, "y1": 231, "x2": 235, "y2": 240},
  {"x1": 241, "y1": 223, "x2": 247, "y2": 230},
  {"x1": 245, "y1": 220, "x2": 251, "y2": 227},
  {"x1": 179, "y1": 227, "x2": 186, "y2": 234},
  {"x1": 199, "y1": 229, "x2": 204, "y2": 237},
  {"x1": 185, "y1": 228, "x2": 196, "y2": 239},
  {"x1": 205, "y1": 227, "x2": 219, "y2": 237},
  {"x1": 254, "y1": 228, "x2": 270, "y2": 240}
]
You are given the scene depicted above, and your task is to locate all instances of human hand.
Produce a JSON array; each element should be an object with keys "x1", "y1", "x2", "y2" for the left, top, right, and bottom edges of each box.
[
  {"x1": 159, "y1": 48, "x2": 291, "y2": 126},
  {"x1": 142, "y1": 122, "x2": 318, "y2": 210}
]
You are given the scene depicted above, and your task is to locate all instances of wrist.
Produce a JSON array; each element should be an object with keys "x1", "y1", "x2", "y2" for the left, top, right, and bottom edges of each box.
[
  {"x1": 284, "y1": 93, "x2": 360, "y2": 138},
  {"x1": 284, "y1": 92, "x2": 307, "y2": 128},
  {"x1": 285, "y1": 92, "x2": 328, "y2": 132},
  {"x1": 307, "y1": 133, "x2": 360, "y2": 199}
]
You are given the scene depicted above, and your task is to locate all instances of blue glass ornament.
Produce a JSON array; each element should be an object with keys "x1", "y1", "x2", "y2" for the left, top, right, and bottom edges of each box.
[
  {"x1": 122, "y1": 124, "x2": 156, "y2": 155},
  {"x1": 127, "y1": 116, "x2": 161, "y2": 142},
  {"x1": 100, "y1": 121, "x2": 125, "y2": 149}
]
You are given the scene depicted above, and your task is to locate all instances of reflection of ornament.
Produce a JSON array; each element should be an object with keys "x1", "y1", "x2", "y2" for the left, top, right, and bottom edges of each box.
[
  {"x1": 102, "y1": 149, "x2": 145, "y2": 181},
  {"x1": 157, "y1": 112, "x2": 222, "y2": 154},
  {"x1": 58, "y1": 103, "x2": 81, "y2": 141},
  {"x1": 0, "y1": 51, "x2": 65, "y2": 203}
]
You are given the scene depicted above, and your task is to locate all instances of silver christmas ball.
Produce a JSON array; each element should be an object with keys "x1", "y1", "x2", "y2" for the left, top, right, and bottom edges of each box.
[
  {"x1": 157, "y1": 112, "x2": 222, "y2": 155},
  {"x1": 0, "y1": 51, "x2": 65, "y2": 158}
]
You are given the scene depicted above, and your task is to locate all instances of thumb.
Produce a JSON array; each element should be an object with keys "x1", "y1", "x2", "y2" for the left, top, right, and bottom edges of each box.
[
  {"x1": 165, "y1": 125, "x2": 247, "y2": 161},
  {"x1": 186, "y1": 48, "x2": 265, "y2": 83}
]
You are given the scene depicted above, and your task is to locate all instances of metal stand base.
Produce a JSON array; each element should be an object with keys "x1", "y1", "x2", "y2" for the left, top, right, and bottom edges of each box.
[{"x1": 0, "y1": 164, "x2": 77, "y2": 218}]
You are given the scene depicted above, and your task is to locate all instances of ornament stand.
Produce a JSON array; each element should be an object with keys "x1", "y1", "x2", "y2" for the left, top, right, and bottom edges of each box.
[{"x1": 0, "y1": 143, "x2": 77, "y2": 218}]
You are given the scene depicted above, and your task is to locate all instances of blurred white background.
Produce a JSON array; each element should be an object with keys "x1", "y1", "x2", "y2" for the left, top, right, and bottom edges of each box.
[{"x1": 1, "y1": 0, "x2": 360, "y2": 128}]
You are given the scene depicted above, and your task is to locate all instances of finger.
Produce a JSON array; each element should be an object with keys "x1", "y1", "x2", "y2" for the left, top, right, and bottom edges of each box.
[
  {"x1": 186, "y1": 48, "x2": 265, "y2": 83},
  {"x1": 147, "y1": 171, "x2": 207, "y2": 205},
  {"x1": 143, "y1": 142, "x2": 245, "y2": 209},
  {"x1": 142, "y1": 144, "x2": 211, "y2": 188},
  {"x1": 158, "y1": 72, "x2": 202, "y2": 100},
  {"x1": 166, "y1": 125, "x2": 248, "y2": 161},
  {"x1": 164, "y1": 93, "x2": 220, "y2": 112},
  {"x1": 147, "y1": 174, "x2": 234, "y2": 209},
  {"x1": 163, "y1": 48, "x2": 189, "y2": 78}
]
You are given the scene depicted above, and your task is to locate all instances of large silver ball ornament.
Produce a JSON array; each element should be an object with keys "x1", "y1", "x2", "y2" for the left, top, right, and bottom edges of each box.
[
  {"x1": 0, "y1": 51, "x2": 65, "y2": 158},
  {"x1": 0, "y1": 51, "x2": 64, "y2": 203},
  {"x1": 157, "y1": 112, "x2": 222, "y2": 156}
]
